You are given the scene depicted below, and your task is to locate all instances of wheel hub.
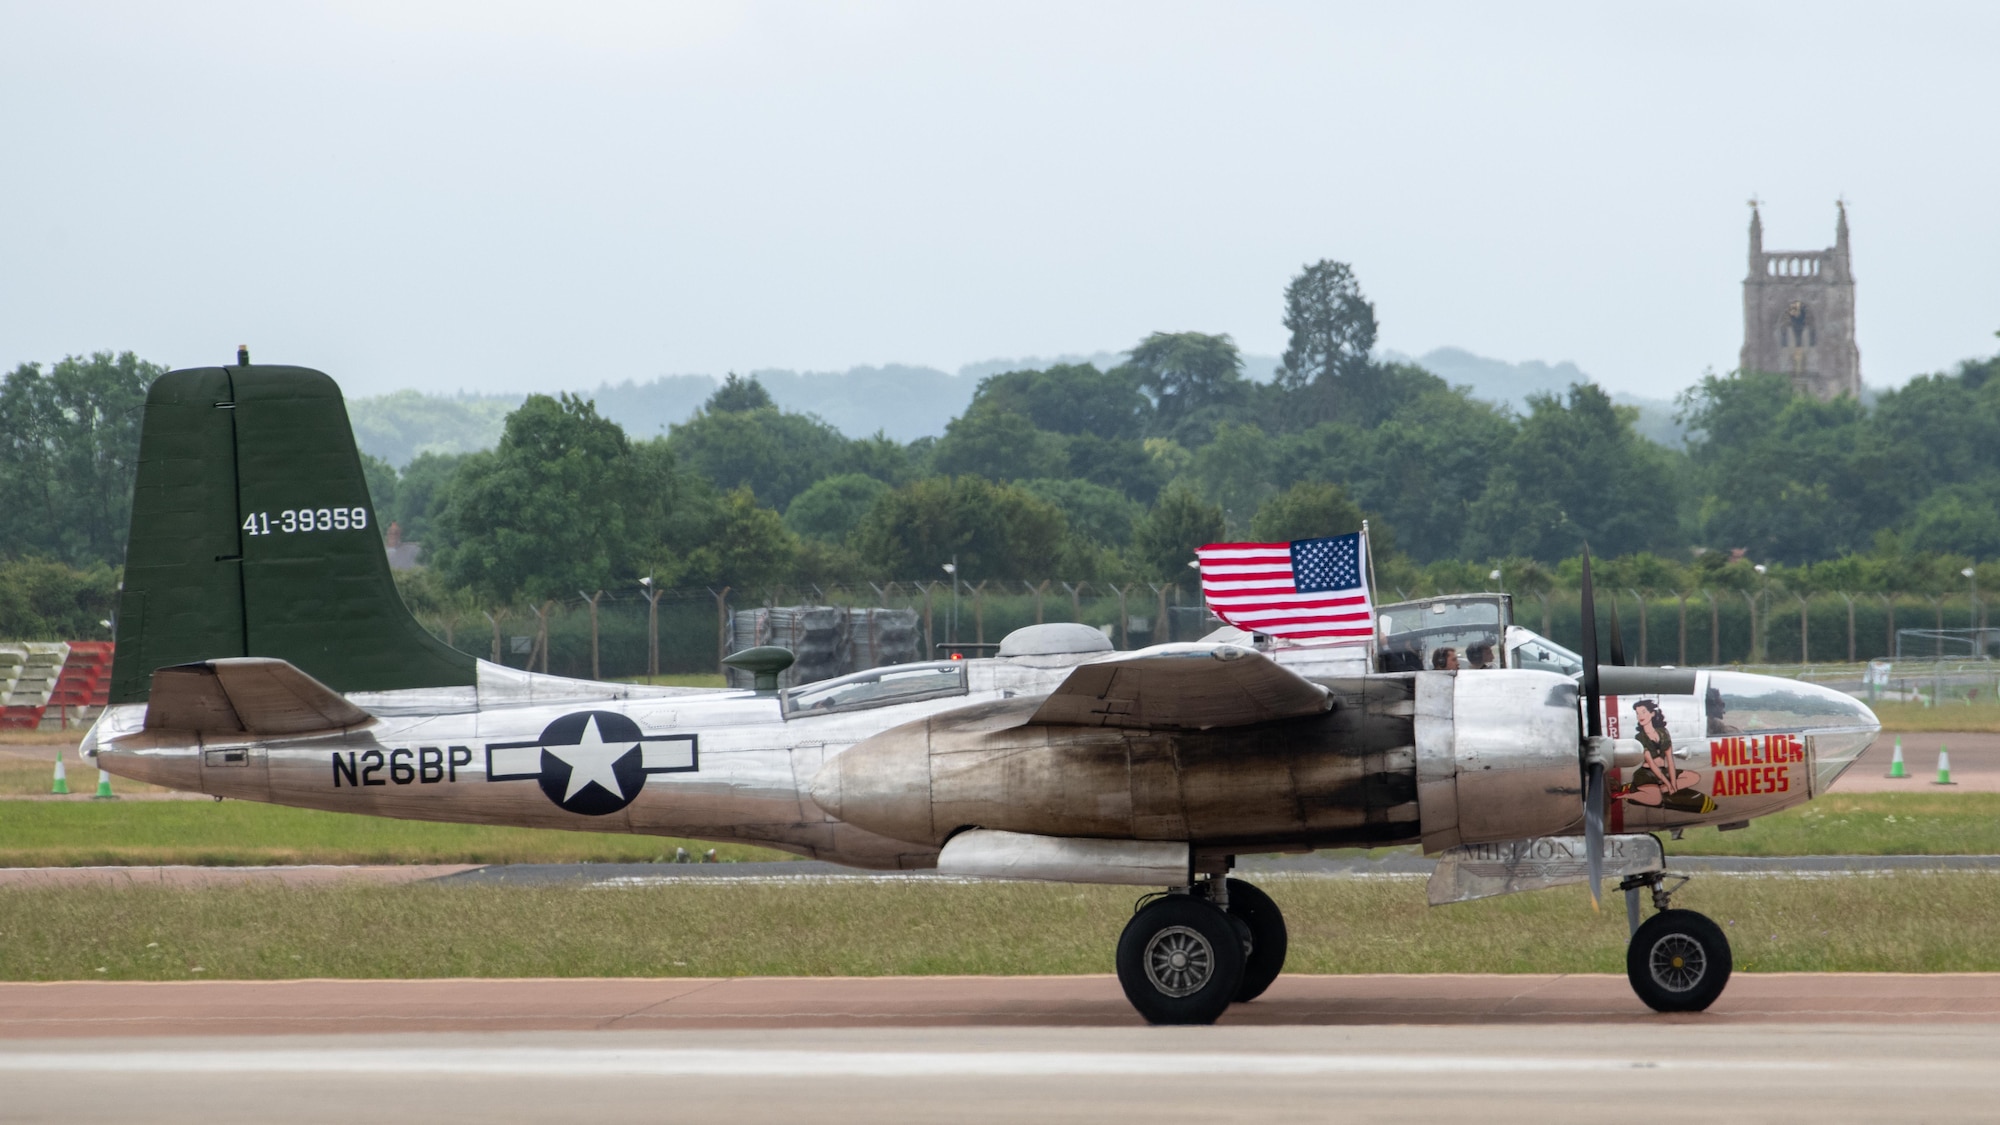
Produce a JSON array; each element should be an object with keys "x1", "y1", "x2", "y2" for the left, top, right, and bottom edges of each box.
[
  {"x1": 1143, "y1": 925, "x2": 1214, "y2": 997},
  {"x1": 1648, "y1": 933, "x2": 1707, "y2": 992}
]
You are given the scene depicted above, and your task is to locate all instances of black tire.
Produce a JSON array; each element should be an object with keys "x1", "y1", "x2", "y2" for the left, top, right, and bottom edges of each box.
[
  {"x1": 1116, "y1": 895, "x2": 1247, "y2": 1025},
  {"x1": 1627, "y1": 909, "x2": 1733, "y2": 1013},
  {"x1": 1219, "y1": 878, "x2": 1288, "y2": 1002}
]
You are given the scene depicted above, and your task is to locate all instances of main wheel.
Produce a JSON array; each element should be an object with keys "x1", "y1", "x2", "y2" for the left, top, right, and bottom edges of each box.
[
  {"x1": 1627, "y1": 909, "x2": 1733, "y2": 1013},
  {"x1": 1116, "y1": 895, "x2": 1247, "y2": 1025},
  {"x1": 1219, "y1": 878, "x2": 1288, "y2": 1002}
]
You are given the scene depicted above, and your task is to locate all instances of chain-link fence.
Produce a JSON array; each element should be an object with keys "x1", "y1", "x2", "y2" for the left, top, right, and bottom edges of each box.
[
  {"x1": 411, "y1": 581, "x2": 1216, "y2": 681},
  {"x1": 409, "y1": 583, "x2": 1994, "y2": 683}
]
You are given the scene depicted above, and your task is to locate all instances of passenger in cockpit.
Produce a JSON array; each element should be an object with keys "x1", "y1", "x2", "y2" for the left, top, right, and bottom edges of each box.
[{"x1": 1464, "y1": 640, "x2": 1496, "y2": 669}]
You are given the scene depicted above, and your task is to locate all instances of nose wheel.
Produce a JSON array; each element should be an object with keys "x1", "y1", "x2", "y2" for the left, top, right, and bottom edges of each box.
[{"x1": 1619, "y1": 871, "x2": 1733, "y2": 1012}]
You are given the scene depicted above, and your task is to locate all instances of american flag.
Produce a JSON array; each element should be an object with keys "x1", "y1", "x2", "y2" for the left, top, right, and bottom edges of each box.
[{"x1": 1196, "y1": 531, "x2": 1374, "y2": 642}]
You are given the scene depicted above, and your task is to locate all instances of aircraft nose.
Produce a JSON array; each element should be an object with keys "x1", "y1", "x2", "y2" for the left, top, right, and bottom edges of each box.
[{"x1": 1706, "y1": 671, "x2": 1880, "y2": 793}]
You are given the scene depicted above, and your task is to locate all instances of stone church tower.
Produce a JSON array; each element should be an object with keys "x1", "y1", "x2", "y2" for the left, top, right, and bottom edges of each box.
[{"x1": 1740, "y1": 202, "x2": 1861, "y2": 399}]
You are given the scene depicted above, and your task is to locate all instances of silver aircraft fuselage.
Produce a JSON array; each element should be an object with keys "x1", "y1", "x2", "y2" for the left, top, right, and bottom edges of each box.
[
  {"x1": 88, "y1": 641, "x2": 1882, "y2": 872},
  {"x1": 87, "y1": 655, "x2": 1092, "y2": 869}
]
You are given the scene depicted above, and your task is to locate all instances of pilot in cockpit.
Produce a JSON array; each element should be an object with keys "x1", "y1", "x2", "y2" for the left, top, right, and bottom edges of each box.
[{"x1": 1463, "y1": 640, "x2": 1496, "y2": 670}]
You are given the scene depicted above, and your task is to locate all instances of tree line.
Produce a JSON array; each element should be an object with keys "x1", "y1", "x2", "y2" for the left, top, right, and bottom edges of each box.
[{"x1": 4, "y1": 261, "x2": 2000, "y2": 641}]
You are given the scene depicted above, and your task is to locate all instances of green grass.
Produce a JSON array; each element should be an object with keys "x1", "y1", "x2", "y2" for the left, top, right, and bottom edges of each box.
[
  {"x1": 0, "y1": 801, "x2": 788, "y2": 867},
  {"x1": 3, "y1": 793, "x2": 1999, "y2": 867},
  {"x1": 3, "y1": 874, "x2": 1998, "y2": 981},
  {"x1": 1873, "y1": 701, "x2": 2000, "y2": 731},
  {"x1": 618, "y1": 673, "x2": 728, "y2": 688},
  {"x1": 1667, "y1": 792, "x2": 2000, "y2": 856}
]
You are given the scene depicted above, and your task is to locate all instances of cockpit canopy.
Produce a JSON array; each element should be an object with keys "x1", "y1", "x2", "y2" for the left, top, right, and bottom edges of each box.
[{"x1": 781, "y1": 662, "x2": 968, "y2": 718}]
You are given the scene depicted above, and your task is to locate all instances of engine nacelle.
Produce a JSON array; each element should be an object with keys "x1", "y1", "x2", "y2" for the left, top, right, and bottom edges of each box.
[
  {"x1": 1414, "y1": 669, "x2": 1584, "y2": 853},
  {"x1": 812, "y1": 669, "x2": 1588, "y2": 860}
]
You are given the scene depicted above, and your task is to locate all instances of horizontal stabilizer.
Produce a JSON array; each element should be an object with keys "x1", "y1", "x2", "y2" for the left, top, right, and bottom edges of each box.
[
  {"x1": 144, "y1": 658, "x2": 374, "y2": 737},
  {"x1": 1030, "y1": 644, "x2": 1332, "y2": 731}
]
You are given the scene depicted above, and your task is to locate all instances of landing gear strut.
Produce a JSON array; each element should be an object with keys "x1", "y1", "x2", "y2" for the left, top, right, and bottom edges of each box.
[
  {"x1": 1115, "y1": 873, "x2": 1288, "y2": 1024},
  {"x1": 1617, "y1": 870, "x2": 1732, "y2": 1012}
]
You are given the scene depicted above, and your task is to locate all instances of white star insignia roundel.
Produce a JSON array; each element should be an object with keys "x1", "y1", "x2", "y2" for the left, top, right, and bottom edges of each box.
[
  {"x1": 547, "y1": 715, "x2": 637, "y2": 802},
  {"x1": 484, "y1": 710, "x2": 698, "y2": 816}
]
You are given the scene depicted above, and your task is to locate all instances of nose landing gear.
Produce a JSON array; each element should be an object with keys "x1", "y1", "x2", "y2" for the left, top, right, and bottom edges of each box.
[
  {"x1": 1115, "y1": 873, "x2": 1290, "y2": 1024},
  {"x1": 1618, "y1": 870, "x2": 1733, "y2": 1012}
]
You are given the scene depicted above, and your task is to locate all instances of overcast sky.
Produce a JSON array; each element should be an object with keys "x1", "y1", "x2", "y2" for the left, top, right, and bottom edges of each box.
[{"x1": 4, "y1": 2, "x2": 1995, "y2": 400}]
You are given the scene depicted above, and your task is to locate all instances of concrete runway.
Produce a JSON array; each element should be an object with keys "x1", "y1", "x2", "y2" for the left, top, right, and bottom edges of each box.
[
  {"x1": 1840, "y1": 729, "x2": 2000, "y2": 790},
  {"x1": 7, "y1": 978, "x2": 2000, "y2": 1122},
  {"x1": 13, "y1": 974, "x2": 2000, "y2": 1036}
]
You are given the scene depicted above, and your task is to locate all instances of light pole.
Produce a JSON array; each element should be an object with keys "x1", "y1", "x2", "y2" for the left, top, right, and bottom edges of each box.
[
  {"x1": 639, "y1": 576, "x2": 660, "y2": 679},
  {"x1": 942, "y1": 559, "x2": 959, "y2": 651},
  {"x1": 1964, "y1": 567, "x2": 1979, "y2": 650},
  {"x1": 1752, "y1": 564, "x2": 1768, "y2": 663}
]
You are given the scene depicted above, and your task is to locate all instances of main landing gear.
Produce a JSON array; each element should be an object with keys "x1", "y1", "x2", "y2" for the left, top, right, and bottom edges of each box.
[
  {"x1": 1619, "y1": 870, "x2": 1733, "y2": 1012},
  {"x1": 1115, "y1": 874, "x2": 1289, "y2": 1025}
]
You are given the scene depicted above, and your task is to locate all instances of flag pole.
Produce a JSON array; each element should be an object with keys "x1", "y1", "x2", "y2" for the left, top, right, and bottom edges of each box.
[
  {"x1": 1362, "y1": 520, "x2": 1380, "y2": 659},
  {"x1": 1361, "y1": 520, "x2": 1379, "y2": 608}
]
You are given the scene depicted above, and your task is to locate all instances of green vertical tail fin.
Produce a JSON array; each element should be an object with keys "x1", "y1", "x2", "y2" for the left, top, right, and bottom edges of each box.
[{"x1": 110, "y1": 365, "x2": 476, "y2": 703}]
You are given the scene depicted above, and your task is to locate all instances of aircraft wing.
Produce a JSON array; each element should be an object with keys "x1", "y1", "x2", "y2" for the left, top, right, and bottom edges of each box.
[
  {"x1": 144, "y1": 658, "x2": 375, "y2": 737},
  {"x1": 1029, "y1": 644, "x2": 1332, "y2": 731}
]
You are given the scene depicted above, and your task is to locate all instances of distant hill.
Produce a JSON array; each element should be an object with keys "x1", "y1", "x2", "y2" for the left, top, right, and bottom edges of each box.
[
  {"x1": 346, "y1": 347, "x2": 1687, "y2": 467},
  {"x1": 348, "y1": 390, "x2": 519, "y2": 466},
  {"x1": 1387, "y1": 347, "x2": 1688, "y2": 448}
]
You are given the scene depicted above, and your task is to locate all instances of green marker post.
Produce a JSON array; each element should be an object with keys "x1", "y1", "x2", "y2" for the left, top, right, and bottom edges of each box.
[
  {"x1": 50, "y1": 748, "x2": 68, "y2": 795},
  {"x1": 1887, "y1": 736, "x2": 1907, "y2": 779}
]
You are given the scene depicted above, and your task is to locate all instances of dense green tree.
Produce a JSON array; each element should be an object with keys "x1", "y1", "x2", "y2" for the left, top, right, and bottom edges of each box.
[
  {"x1": 1680, "y1": 370, "x2": 1894, "y2": 563},
  {"x1": 784, "y1": 473, "x2": 891, "y2": 542},
  {"x1": 0, "y1": 558, "x2": 118, "y2": 639},
  {"x1": 428, "y1": 394, "x2": 676, "y2": 601},
  {"x1": 1274, "y1": 260, "x2": 1377, "y2": 392},
  {"x1": 663, "y1": 485, "x2": 799, "y2": 590},
  {"x1": 1021, "y1": 478, "x2": 1143, "y2": 546},
  {"x1": 847, "y1": 431, "x2": 915, "y2": 485},
  {"x1": 1464, "y1": 384, "x2": 1680, "y2": 563},
  {"x1": 359, "y1": 453, "x2": 398, "y2": 525},
  {"x1": 1185, "y1": 422, "x2": 1275, "y2": 532},
  {"x1": 667, "y1": 382, "x2": 852, "y2": 510},
  {"x1": 1063, "y1": 433, "x2": 1166, "y2": 504},
  {"x1": 1131, "y1": 485, "x2": 1226, "y2": 579},
  {"x1": 928, "y1": 405, "x2": 1068, "y2": 482},
  {"x1": 968, "y1": 363, "x2": 1151, "y2": 439},
  {"x1": 1902, "y1": 479, "x2": 2000, "y2": 559},
  {"x1": 1249, "y1": 481, "x2": 1366, "y2": 543},
  {"x1": 0, "y1": 352, "x2": 160, "y2": 567},
  {"x1": 1123, "y1": 332, "x2": 1250, "y2": 441},
  {"x1": 852, "y1": 476, "x2": 1069, "y2": 579},
  {"x1": 1279, "y1": 384, "x2": 1511, "y2": 561},
  {"x1": 707, "y1": 373, "x2": 774, "y2": 412},
  {"x1": 386, "y1": 451, "x2": 470, "y2": 544}
]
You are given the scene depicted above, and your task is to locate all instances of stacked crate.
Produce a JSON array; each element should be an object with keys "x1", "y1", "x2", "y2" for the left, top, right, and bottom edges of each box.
[
  {"x1": 43, "y1": 641, "x2": 114, "y2": 730},
  {"x1": 0, "y1": 643, "x2": 71, "y2": 730},
  {"x1": 725, "y1": 606, "x2": 921, "y2": 690}
]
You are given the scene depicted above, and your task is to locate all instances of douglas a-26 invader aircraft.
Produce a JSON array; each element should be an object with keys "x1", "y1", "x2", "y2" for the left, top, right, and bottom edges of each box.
[{"x1": 90, "y1": 362, "x2": 1881, "y2": 1024}]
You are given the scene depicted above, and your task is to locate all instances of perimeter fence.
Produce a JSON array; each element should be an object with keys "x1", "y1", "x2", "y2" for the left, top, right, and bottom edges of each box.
[{"x1": 411, "y1": 582, "x2": 1997, "y2": 686}]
